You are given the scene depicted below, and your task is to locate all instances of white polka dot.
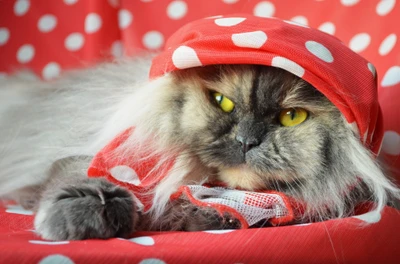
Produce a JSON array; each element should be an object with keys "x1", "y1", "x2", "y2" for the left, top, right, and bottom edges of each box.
[
  {"x1": 65, "y1": 33, "x2": 85, "y2": 51},
  {"x1": 141, "y1": 0, "x2": 153, "y2": 2},
  {"x1": 222, "y1": 0, "x2": 239, "y2": 3},
  {"x1": 253, "y1": 1, "x2": 275, "y2": 17},
  {"x1": 379, "y1": 33, "x2": 397, "y2": 56},
  {"x1": 142, "y1": 31, "x2": 164, "y2": 50},
  {"x1": 0, "y1": 28, "x2": 10, "y2": 46},
  {"x1": 382, "y1": 131, "x2": 400, "y2": 155},
  {"x1": 139, "y1": 259, "x2": 165, "y2": 264},
  {"x1": 203, "y1": 229, "x2": 235, "y2": 234},
  {"x1": 118, "y1": 9, "x2": 133, "y2": 29},
  {"x1": 29, "y1": 240, "x2": 70, "y2": 245},
  {"x1": 376, "y1": 0, "x2": 396, "y2": 16},
  {"x1": 38, "y1": 255, "x2": 74, "y2": 264},
  {"x1": 14, "y1": 0, "x2": 30, "y2": 16},
  {"x1": 172, "y1": 46, "x2": 202, "y2": 69},
  {"x1": 283, "y1": 20, "x2": 309, "y2": 28},
  {"x1": 108, "y1": 0, "x2": 120, "y2": 8},
  {"x1": 290, "y1": 16, "x2": 308, "y2": 26},
  {"x1": 349, "y1": 33, "x2": 371, "y2": 53},
  {"x1": 110, "y1": 165, "x2": 141, "y2": 185},
  {"x1": 5, "y1": 205, "x2": 34, "y2": 215},
  {"x1": 381, "y1": 66, "x2": 400, "y2": 87},
  {"x1": 340, "y1": 0, "x2": 360, "y2": 6},
  {"x1": 167, "y1": 0, "x2": 188, "y2": 20},
  {"x1": 318, "y1": 22, "x2": 336, "y2": 35},
  {"x1": 16, "y1": 44, "x2": 35, "y2": 63},
  {"x1": 214, "y1": 17, "x2": 246, "y2": 27},
  {"x1": 305, "y1": 41, "x2": 334, "y2": 63},
  {"x1": 111, "y1": 40, "x2": 124, "y2": 57},
  {"x1": 42, "y1": 62, "x2": 61, "y2": 80},
  {"x1": 64, "y1": 0, "x2": 78, "y2": 5},
  {"x1": 128, "y1": 236, "x2": 155, "y2": 246},
  {"x1": 272, "y1": 57, "x2": 305, "y2": 77},
  {"x1": 85, "y1": 13, "x2": 102, "y2": 34},
  {"x1": 231, "y1": 31, "x2": 267, "y2": 49},
  {"x1": 353, "y1": 210, "x2": 381, "y2": 223},
  {"x1": 368, "y1": 63, "x2": 376, "y2": 77},
  {"x1": 38, "y1": 14, "x2": 57, "y2": 33}
]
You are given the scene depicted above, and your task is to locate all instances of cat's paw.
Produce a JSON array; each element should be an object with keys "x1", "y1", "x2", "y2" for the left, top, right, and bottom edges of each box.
[
  {"x1": 185, "y1": 206, "x2": 242, "y2": 231},
  {"x1": 34, "y1": 179, "x2": 136, "y2": 240},
  {"x1": 13, "y1": 184, "x2": 43, "y2": 210}
]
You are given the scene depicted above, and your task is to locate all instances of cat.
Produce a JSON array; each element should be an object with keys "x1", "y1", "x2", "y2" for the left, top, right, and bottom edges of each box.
[{"x1": 0, "y1": 59, "x2": 398, "y2": 240}]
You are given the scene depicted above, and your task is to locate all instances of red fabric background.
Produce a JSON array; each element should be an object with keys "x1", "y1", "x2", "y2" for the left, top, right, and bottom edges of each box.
[
  {"x1": 1, "y1": 201, "x2": 400, "y2": 264},
  {"x1": 1, "y1": 0, "x2": 399, "y2": 263},
  {"x1": 0, "y1": 0, "x2": 398, "y2": 180}
]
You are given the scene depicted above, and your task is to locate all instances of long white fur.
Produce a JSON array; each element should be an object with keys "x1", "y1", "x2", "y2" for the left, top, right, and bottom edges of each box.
[
  {"x1": 345, "y1": 131, "x2": 399, "y2": 214},
  {"x1": 0, "y1": 58, "x2": 153, "y2": 195}
]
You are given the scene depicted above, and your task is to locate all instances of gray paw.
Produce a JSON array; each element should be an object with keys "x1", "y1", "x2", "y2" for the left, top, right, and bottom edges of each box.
[
  {"x1": 185, "y1": 206, "x2": 242, "y2": 231},
  {"x1": 34, "y1": 179, "x2": 136, "y2": 240}
]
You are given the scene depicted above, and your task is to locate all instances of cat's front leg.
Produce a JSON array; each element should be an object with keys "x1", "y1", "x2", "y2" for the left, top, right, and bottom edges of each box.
[
  {"x1": 34, "y1": 177, "x2": 137, "y2": 240},
  {"x1": 154, "y1": 198, "x2": 242, "y2": 232}
]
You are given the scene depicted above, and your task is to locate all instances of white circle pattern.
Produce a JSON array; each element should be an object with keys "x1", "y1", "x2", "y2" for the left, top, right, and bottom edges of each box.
[
  {"x1": 142, "y1": 31, "x2": 164, "y2": 50},
  {"x1": 305, "y1": 41, "x2": 334, "y2": 63},
  {"x1": 16, "y1": 44, "x2": 35, "y2": 63},
  {"x1": 231, "y1": 31, "x2": 268, "y2": 48},
  {"x1": 38, "y1": 15, "x2": 57, "y2": 33},
  {"x1": 65, "y1": 33, "x2": 85, "y2": 51},
  {"x1": 349, "y1": 33, "x2": 371, "y2": 53},
  {"x1": 253, "y1": 1, "x2": 275, "y2": 17},
  {"x1": 85, "y1": 13, "x2": 103, "y2": 33},
  {"x1": 119, "y1": 9, "x2": 133, "y2": 29},
  {"x1": 167, "y1": 1, "x2": 188, "y2": 20},
  {"x1": 172, "y1": 46, "x2": 202, "y2": 69},
  {"x1": 0, "y1": 28, "x2": 10, "y2": 46}
]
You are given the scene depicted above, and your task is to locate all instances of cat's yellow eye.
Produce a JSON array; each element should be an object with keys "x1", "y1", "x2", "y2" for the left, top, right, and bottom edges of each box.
[
  {"x1": 213, "y1": 92, "x2": 235, "y2": 113},
  {"x1": 279, "y1": 108, "x2": 308, "y2": 127}
]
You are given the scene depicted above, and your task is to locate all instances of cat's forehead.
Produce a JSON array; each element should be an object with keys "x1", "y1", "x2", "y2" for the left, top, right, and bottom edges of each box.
[
  {"x1": 204, "y1": 65, "x2": 317, "y2": 109},
  {"x1": 173, "y1": 64, "x2": 327, "y2": 113}
]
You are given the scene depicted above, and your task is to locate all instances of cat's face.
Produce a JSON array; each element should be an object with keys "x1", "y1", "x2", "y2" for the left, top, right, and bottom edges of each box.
[{"x1": 165, "y1": 65, "x2": 350, "y2": 192}]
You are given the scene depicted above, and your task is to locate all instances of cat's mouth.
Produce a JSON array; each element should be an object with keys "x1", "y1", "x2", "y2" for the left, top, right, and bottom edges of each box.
[{"x1": 215, "y1": 163, "x2": 302, "y2": 192}]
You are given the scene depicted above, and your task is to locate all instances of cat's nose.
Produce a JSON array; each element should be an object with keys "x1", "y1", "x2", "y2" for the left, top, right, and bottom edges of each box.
[{"x1": 236, "y1": 135, "x2": 260, "y2": 153}]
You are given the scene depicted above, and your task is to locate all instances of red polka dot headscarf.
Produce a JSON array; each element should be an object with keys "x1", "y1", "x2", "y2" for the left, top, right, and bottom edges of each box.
[{"x1": 150, "y1": 14, "x2": 383, "y2": 155}]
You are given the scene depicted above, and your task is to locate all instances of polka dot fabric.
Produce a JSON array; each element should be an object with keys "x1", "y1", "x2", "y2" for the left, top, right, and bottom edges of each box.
[
  {"x1": 0, "y1": 201, "x2": 400, "y2": 263},
  {"x1": 1, "y1": 1, "x2": 400, "y2": 263}
]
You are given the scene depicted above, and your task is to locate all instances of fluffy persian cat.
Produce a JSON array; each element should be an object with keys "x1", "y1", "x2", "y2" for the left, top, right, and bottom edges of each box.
[{"x1": 0, "y1": 58, "x2": 398, "y2": 240}]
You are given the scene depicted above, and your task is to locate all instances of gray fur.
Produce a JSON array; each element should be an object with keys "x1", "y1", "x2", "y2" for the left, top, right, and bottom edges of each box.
[{"x1": 0, "y1": 61, "x2": 398, "y2": 240}]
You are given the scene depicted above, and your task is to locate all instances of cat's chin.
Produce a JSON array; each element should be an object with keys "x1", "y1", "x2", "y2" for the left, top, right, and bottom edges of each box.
[{"x1": 217, "y1": 166, "x2": 268, "y2": 191}]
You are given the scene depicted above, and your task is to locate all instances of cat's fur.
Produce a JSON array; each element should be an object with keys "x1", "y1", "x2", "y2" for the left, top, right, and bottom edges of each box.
[{"x1": 0, "y1": 58, "x2": 398, "y2": 240}]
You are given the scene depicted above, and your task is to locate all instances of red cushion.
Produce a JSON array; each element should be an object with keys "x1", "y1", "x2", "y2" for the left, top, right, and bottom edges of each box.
[{"x1": 1, "y1": 202, "x2": 399, "y2": 263}]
